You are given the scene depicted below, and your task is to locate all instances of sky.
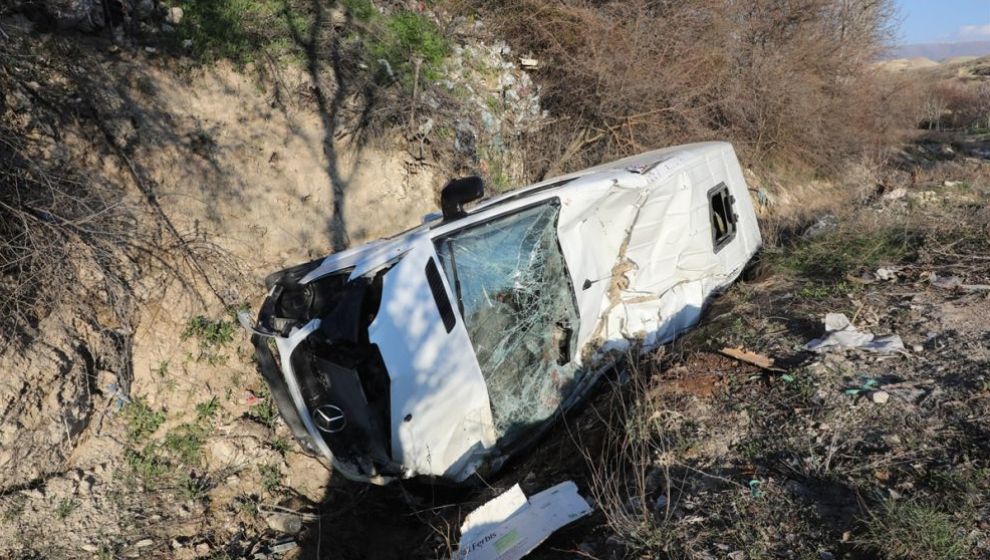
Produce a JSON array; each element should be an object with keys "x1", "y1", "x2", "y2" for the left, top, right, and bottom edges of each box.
[{"x1": 896, "y1": 0, "x2": 990, "y2": 44}]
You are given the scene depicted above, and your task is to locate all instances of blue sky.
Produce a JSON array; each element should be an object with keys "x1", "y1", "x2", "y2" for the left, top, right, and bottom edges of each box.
[{"x1": 896, "y1": 0, "x2": 990, "y2": 44}]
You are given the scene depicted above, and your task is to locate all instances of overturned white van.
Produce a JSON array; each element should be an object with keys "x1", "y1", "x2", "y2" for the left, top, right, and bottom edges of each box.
[{"x1": 242, "y1": 142, "x2": 761, "y2": 484}]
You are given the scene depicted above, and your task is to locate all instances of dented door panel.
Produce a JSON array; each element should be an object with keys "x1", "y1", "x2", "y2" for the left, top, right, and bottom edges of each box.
[{"x1": 369, "y1": 236, "x2": 497, "y2": 481}]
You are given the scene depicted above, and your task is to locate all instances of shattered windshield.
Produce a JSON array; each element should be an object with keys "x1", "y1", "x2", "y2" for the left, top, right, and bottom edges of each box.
[{"x1": 436, "y1": 200, "x2": 580, "y2": 443}]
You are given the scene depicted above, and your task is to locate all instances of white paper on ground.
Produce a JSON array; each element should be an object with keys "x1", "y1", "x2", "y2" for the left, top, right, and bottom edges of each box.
[
  {"x1": 457, "y1": 481, "x2": 593, "y2": 560},
  {"x1": 804, "y1": 313, "x2": 905, "y2": 353}
]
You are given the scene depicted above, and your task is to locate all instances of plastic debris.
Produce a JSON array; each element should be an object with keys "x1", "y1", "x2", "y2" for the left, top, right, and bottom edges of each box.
[
  {"x1": 875, "y1": 267, "x2": 901, "y2": 281},
  {"x1": 457, "y1": 481, "x2": 592, "y2": 560},
  {"x1": 804, "y1": 313, "x2": 904, "y2": 354},
  {"x1": 923, "y1": 271, "x2": 990, "y2": 292}
]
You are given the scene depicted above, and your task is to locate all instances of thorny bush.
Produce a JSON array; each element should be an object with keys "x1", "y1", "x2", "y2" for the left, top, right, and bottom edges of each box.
[{"x1": 475, "y1": 0, "x2": 912, "y2": 178}]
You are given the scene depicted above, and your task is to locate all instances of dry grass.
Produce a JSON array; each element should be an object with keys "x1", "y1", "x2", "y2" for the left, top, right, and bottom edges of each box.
[{"x1": 858, "y1": 499, "x2": 975, "y2": 560}]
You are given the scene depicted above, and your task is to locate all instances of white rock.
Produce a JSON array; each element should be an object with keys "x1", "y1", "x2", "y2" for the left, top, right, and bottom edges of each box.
[
  {"x1": 266, "y1": 512, "x2": 303, "y2": 534},
  {"x1": 882, "y1": 187, "x2": 907, "y2": 200},
  {"x1": 871, "y1": 391, "x2": 890, "y2": 404},
  {"x1": 135, "y1": 539, "x2": 153, "y2": 548},
  {"x1": 166, "y1": 7, "x2": 184, "y2": 25}
]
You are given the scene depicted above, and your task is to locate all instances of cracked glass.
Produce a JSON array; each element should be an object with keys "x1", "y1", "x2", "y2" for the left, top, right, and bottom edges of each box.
[{"x1": 436, "y1": 200, "x2": 580, "y2": 443}]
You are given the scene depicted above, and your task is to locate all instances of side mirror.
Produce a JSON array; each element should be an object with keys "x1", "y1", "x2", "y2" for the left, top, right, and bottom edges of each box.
[{"x1": 440, "y1": 176, "x2": 484, "y2": 221}]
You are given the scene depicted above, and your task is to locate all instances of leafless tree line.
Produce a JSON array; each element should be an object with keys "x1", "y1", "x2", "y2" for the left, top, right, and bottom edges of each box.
[
  {"x1": 474, "y1": 0, "x2": 915, "y2": 176},
  {"x1": 0, "y1": 37, "x2": 234, "y2": 346}
]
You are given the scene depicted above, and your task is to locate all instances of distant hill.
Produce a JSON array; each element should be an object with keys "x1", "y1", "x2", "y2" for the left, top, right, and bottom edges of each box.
[{"x1": 887, "y1": 41, "x2": 990, "y2": 61}]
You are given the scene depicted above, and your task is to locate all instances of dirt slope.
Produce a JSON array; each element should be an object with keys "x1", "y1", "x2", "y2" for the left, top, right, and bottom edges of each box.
[{"x1": 0, "y1": 30, "x2": 439, "y2": 559}]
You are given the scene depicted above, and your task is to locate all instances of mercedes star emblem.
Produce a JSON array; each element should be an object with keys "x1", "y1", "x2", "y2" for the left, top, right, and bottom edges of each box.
[{"x1": 313, "y1": 404, "x2": 346, "y2": 433}]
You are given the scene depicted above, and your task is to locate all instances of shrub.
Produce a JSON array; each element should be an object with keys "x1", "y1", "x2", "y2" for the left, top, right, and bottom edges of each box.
[
  {"x1": 172, "y1": 0, "x2": 311, "y2": 63},
  {"x1": 348, "y1": 6, "x2": 450, "y2": 84},
  {"x1": 475, "y1": 0, "x2": 904, "y2": 178}
]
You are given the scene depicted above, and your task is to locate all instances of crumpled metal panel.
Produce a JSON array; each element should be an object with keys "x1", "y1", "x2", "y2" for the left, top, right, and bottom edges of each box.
[
  {"x1": 369, "y1": 237, "x2": 497, "y2": 480},
  {"x1": 558, "y1": 143, "x2": 762, "y2": 361}
]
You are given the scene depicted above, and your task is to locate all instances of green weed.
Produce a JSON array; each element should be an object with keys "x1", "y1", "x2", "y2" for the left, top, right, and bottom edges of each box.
[
  {"x1": 171, "y1": 0, "x2": 310, "y2": 63},
  {"x1": 196, "y1": 396, "x2": 221, "y2": 422},
  {"x1": 342, "y1": 0, "x2": 375, "y2": 22},
  {"x1": 181, "y1": 315, "x2": 236, "y2": 364},
  {"x1": 125, "y1": 445, "x2": 170, "y2": 481},
  {"x1": 163, "y1": 423, "x2": 207, "y2": 466},
  {"x1": 182, "y1": 315, "x2": 236, "y2": 347},
  {"x1": 249, "y1": 388, "x2": 280, "y2": 428},
  {"x1": 2, "y1": 494, "x2": 27, "y2": 521},
  {"x1": 796, "y1": 280, "x2": 853, "y2": 300},
  {"x1": 153, "y1": 360, "x2": 170, "y2": 377},
  {"x1": 178, "y1": 473, "x2": 212, "y2": 500},
  {"x1": 355, "y1": 8, "x2": 449, "y2": 85},
  {"x1": 55, "y1": 498, "x2": 79, "y2": 519},
  {"x1": 857, "y1": 500, "x2": 973, "y2": 560},
  {"x1": 124, "y1": 397, "x2": 166, "y2": 443},
  {"x1": 269, "y1": 436, "x2": 292, "y2": 455},
  {"x1": 775, "y1": 227, "x2": 923, "y2": 281},
  {"x1": 258, "y1": 463, "x2": 283, "y2": 494}
]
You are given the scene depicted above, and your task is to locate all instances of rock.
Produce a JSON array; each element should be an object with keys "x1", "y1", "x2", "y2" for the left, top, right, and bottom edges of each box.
[
  {"x1": 265, "y1": 512, "x2": 302, "y2": 534},
  {"x1": 728, "y1": 551, "x2": 745, "y2": 560},
  {"x1": 194, "y1": 543, "x2": 210, "y2": 555},
  {"x1": 883, "y1": 187, "x2": 907, "y2": 200},
  {"x1": 930, "y1": 273, "x2": 961, "y2": 290},
  {"x1": 803, "y1": 214, "x2": 838, "y2": 238},
  {"x1": 135, "y1": 539, "x2": 153, "y2": 548},
  {"x1": 133, "y1": 0, "x2": 155, "y2": 19},
  {"x1": 912, "y1": 344, "x2": 923, "y2": 353},
  {"x1": 166, "y1": 7, "x2": 184, "y2": 25},
  {"x1": 871, "y1": 391, "x2": 890, "y2": 404},
  {"x1": 182, "y1": 39, "x2": 194, "y2": 49},
  {"x1": 943, "y1": 180, "x2": 962, "y2": 187},
  {"x1": 417, "y1": 117, "x2": 435, "y2": 136},
  {"x1": 81, "y1": 544, "x2": 98, "y2": 553},
  {"x1": 271, "y1": 540, "x2": 298, "y2": 554}
]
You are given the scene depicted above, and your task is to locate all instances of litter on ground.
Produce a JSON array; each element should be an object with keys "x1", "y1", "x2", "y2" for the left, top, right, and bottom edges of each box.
[
  {"x1": 457, "y1": 481, "x2": 592, "y2": 560},
  {"x1": 804, "y1": 313, "x2": 904, "y2": 354}
]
